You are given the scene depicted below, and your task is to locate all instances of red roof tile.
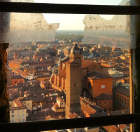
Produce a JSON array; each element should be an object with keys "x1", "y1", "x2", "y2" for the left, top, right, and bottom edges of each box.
[
  {"x1": 13, "y1": 99, "x2": 25, "y2": 107},
  {"x1": 81, "y1": 103, "x2": 96, "y2": 115}
]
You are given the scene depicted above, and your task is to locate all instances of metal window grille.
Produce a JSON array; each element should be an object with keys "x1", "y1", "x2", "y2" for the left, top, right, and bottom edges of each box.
[{"x1": 0, "y1": 1, "x2": 140, "y2": 132}]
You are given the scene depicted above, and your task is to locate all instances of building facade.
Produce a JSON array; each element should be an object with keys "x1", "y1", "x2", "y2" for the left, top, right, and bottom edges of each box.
[
  {"x1": 65, "y1": 44, "x2": 82, "y2": 117},
  {"x1": 10, "y1": 99, "x2": 27, "y2": 123},
  {"x1": 50, "y1": 45, "x2": 113, "y2": 113}
]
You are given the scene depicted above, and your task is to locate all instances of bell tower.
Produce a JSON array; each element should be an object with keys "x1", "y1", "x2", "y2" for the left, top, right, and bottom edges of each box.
[
  {"x1": 70, "y1": 44, "x2": 82, "y2": 63},
  {"x1": 65, "y1": 44, "x2": 82, "y2": 117}
]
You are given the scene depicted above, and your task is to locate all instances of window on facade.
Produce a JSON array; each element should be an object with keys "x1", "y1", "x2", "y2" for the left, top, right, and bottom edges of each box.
[
  {"x1": 119, "y1": 95, "x2": 121, "y2": 103},
  {"x1": 125, "y1": 98, "x2": 126, "y2": 106},
  {"x1": 101, "y1": 85, "x2": 105, "y2": 89},
  {"x1": 122, "y1": 96, "x2": 124, "y2": 105}
]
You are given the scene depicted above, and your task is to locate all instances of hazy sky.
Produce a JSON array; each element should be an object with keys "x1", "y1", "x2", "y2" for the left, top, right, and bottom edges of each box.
[{"x1": 34, "y1": 0, "x2": 125, "y2": 30}]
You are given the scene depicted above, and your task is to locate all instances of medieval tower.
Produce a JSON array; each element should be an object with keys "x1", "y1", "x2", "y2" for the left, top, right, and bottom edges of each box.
[{"x1": 65, "y1": 44, "x2": 82, "y2": 117}]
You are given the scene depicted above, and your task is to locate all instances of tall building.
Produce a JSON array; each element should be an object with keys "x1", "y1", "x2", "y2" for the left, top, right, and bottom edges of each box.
[
  {"x1": 65, "y1": 44, "x2": 82, "y2": 117},
  {"x1": 51, "y1": 45, "x2": 113, "y2": 113},
  {"x1": 10, "y1": 99, "x2": 27, "y2": 123}
]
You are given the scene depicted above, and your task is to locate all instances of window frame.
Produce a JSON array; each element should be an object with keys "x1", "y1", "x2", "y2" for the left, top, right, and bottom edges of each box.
[
  {"x1": 0, "y1": 1, "x2": 140, "y2": 132},
  {"x1": 0, "y1": 2, "x2": 140, "y2": 14}
]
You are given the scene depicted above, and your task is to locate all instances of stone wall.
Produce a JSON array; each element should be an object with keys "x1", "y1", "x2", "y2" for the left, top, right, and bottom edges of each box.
[
  {"x1": 0, "y1": 1, "x2": 10, "y2": 123},
  {"x1": 0, "y1": 43, "x2": 9, "y2": 123}
]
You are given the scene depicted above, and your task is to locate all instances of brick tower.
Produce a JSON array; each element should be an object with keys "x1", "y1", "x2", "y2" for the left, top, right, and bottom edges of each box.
[{"x1": 65, "y1": 44, "x2": 82, "y2": 117}]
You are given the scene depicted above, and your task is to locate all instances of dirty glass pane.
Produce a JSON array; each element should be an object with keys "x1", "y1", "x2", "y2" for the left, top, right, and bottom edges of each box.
[
  {"x1": 0, "y1": 12, "x2": 59, "y2": 43},
  {"x1": 0, "y1": 0, "x2": 131, "y2": 44},
  {"x1": 0, "y1": 13, "x2": 132, "y2": 49}
]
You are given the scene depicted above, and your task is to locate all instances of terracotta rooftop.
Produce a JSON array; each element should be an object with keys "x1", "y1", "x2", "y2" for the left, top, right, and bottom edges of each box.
[
  {"x1": 7, "y1": 83, "x2": 25, "y2": 89},
  {"x1": 114, "y1": 85, "x2": 130, "y2": 97},
  {"x1": 80, "y1": 97, "x2": 103, "y2": 112},
  {"x1": 18, "y1": 97, "x2": 32, "y2": 101},
  {"x1": 96, "y1": 94, "x2": 112, "y2": 100},
  {"x1": 68, "y1": 113, "x2": 78, "y2": 119},
  {"x1": 7, "y1": 85, "x2": 18, "y2": 89},
  {"x1": 81, "y1": 103, "x2": 96, "y2": 115},
  {"x1": 11, "y1": 74, "x2": 24, "y2": 79},
  {"x1": 92, "y1": 109, "x2": 130, "y2": 117},
  {"x1": 10, "y1": 107, "x2": 26, "y2": 110},
  {"x1": 103, "y1": 124, "x2": 127, "y2": 132},
  {"x1": 32, "y1": 95, "x2": 56, "y2": 103},
  {"x1": 14, "y1": 69, "x2": 27, "y2": 78},
  {"x1": 21, "y1": 59, "x2": 55, "y2": 66},
  {"x1": 13, "y1": 99, "x2": 25, "y2": 107},
  {"x1": 82, "y1": 60, "x2": 101, "y2": 72},
  {"x1": 37, "y1": 75, "x2": 50, "y2": 78},
  {"x1": 88, "y1": 71, "x2": 111, "y2": 79}
]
